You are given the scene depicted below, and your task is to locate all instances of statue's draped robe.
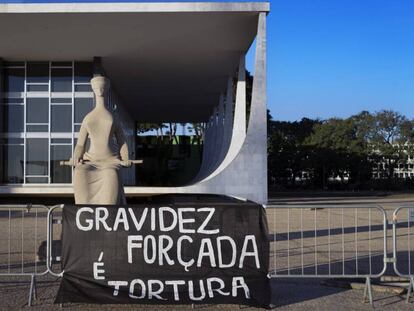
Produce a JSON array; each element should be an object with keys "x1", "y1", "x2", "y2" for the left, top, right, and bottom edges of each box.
[
  {"x1": 73, "y1": 112, "x2": 127, "y2": 205},
  {"x1": 74, "y1": 153, "x2": 126, "y2": 205}
]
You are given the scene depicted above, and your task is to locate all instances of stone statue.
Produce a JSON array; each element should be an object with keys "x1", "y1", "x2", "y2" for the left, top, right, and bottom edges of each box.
[{"x1": 72, "y1": 76, "x2": 131, "y2": 205}]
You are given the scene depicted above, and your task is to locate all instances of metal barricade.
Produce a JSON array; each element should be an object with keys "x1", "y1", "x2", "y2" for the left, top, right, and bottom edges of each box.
[
  {"x1": 392, "y1": 205, "x2": 414, "y2": 302},
  {"x1": 5, "y1": 202, "x2": 413, "y2": 308},
  {"x1": 46, "y1": 204, "x2": 64, "y2": 278},
  {"x1": 0, "y1": 204, "x2": 49, "y2": 306},
  {"x1": 267, "y1": 204, "x2": 388, "y2": 305}
]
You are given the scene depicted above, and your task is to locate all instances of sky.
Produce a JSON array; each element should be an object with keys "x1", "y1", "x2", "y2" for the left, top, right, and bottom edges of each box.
[
  {"x1": 256, "y1": 0, "x2": 414, "y2": 121},
  {"x1": 2, "y1": 0, "x2": 413, "y2": 121}
]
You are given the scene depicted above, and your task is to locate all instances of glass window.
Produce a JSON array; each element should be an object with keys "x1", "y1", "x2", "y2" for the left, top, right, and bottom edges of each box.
[
  {"x1": 51, "y1": 138, "x2": 71, "y2": 144},
  {"x1": 4, "y1": 98, "x2": 23, "y2": 104},
  {"x1": 26, "y1": 98, "x2": 48, "y2": 123},
  {"x1": 27, "y1": 85, "x2": 48, "y2": 92},
  {"x1": 51, "y1": 62, "x2": 72, "y2": 67},
  {"x1": 3, "y1": 105, "x2": 24, "y2": 132},
  {"x1": 4, "y1": 61, "x2": 24, "y2": 67},
  {"x1": 51, "y1": 68, "x2": 72, "y2": 92},
  {"x1": 26, "y1": 177, "x2": 48, "y2": 184},
  {"x1": 74, "y1": 98, "x2": 93, "y2": 123},
  {"x1": 27, "y1": 62, "x2": 49, "y2": 83},
  {"x1": 4, "y1": 68, "x2": 24, "y2": 92},
  {"x1": 5, "y1": 138, "x2": 24, "y2": 144},
  {"x1": 74, "y1": 62, "x2": 93, "y2": 83},
  {"x1": 51, "y1": 145, "x2": 72, "y2": 183},
  {"x1": 51, "y1": 98, "x2": 72, "y2": 104},
  {"x1": 26, "y1": 124, "x2": 48, "y2": 132},
  {"x1": 26, "y1": 138, "x2": 48, "y2": 176},
  {"x1": 51, "y1": 105, "x2": 71, "y2": 132},
  {"x1": 1, "y1": 144, "x2": 24, "y2": 183},
  {"x1": 75, "y1": 84, "x2": 92, "y2": 92}
]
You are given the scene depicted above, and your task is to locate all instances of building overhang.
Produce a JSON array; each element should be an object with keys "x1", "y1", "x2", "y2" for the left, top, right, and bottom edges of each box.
[{"x1": 0, "y1": 2, "x2": 269, "y2": 122}]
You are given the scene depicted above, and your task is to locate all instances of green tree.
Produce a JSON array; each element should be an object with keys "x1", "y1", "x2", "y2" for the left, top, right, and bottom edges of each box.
[
  {"x1": 268, "y1": 116, "x2": 318, "y2": 187},
  {"x1": 401, "y1": 119, "x2": 414, "y2": 155},
  {"x1": 306, "y1": 117, "x2": 369, "y2": 189},
  {"x1": 369, "y1": 110, "x2": 408, "y2": 181},
  {"x1": 267, "y1": 109, "x2": 414, "y2": 191}
]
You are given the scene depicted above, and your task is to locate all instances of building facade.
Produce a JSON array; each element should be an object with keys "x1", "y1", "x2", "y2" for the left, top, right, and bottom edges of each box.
[
  {"x1": 0, "y1": 60, "x2": 135, "y2": 187},
  {"x1": 0, "y1": 1, "x2": 269, "y2": 204}
]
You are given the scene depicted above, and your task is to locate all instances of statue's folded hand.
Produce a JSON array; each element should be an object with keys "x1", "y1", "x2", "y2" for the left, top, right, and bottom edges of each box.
[
  {"x1": 120, "y1": 159, "x2": 132, "y2": 167},
  {"x1": 74, "y1": 158, "x2": 84, "y2": 166}
]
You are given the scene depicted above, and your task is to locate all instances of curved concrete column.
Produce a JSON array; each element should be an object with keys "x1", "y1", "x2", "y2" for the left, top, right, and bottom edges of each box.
[
  {"x1": 216, "y1": 77, "x2": 234, "y2": 169},
  {"x1": 233, "y1": 56, "x2": 246, "y2": 142},
  {"x1": 187, "y1": 12, "x2": 267, "y2": 203},
  {"x1": 194, "y1": 113, "x2": 214, "y2": 181},
  {"x1": 194, "y1": 74, "x2": 236, "y2": 182},
  {"x1": 127, "y1": 12, "x2": 267, "y2": 204},
  {"x1": 195, "y1": 117, "x2": 210, "y2": 178},
  {"x1": 195, "y1": 104, "x2": 216, "y2": 181},
  {"x1": 198, "y1": 95, "x2": 225, "y2": 180},
  {"x1": 214, "y1": 94, "x2": 225, "y2": 163},
  {"x1": 199, "y1": 55, "x2": 246, "y2": 182},
  {"x1": 0, "y1": 59, "x2": 3, "y2": 177},
  {"x1": 200, "y1": 108, "x2": 216, "y2": 179},
  {"x1": 202, "y1": 78, "x2": 234, "y2": 180},
  {"x1": 153, "y1": 12, "x2": 267, "y2": 203}
]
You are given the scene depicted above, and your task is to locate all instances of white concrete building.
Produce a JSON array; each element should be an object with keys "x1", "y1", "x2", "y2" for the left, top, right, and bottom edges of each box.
[{"x1": 0, "y1": 1, "x2": 270, "y2": 204}]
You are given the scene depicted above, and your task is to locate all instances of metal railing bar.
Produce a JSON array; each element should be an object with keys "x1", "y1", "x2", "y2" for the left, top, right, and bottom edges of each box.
[
  {"x1": 267, "y1": 204, "x2": 382, "y2": 209},
  {"x1": 328, "y1": 208, "x2": 331, "y2": 275},
  {"x1": 408, "y1": 210, "x2": 411, "y2": 276},
  {"x1": 355, "y1": 208, "x2": 358, "y2": 274},
  {"x1": 46, "y1": 204, "x2": 64, "y2": 278},
  {"x1": 270, "y1": 205, "x2": 389, "y2": 282},
  {"x1": 273, "y1": 208, "x2": 276, "y2": 273},
  {"x1": 8, "y1": 208, "x2": 11, "y2": 274},
  {"x1": 369, "y1": 208, "x2": 372, "y2": 275},
  {"x1": 0, "y1": 205, "x2": 49, "y2": 277},
  {"x1": 342, "y1": 207, "x2": 345, "y2": 275},
  {"x1": 314, "y1": 207, "x2": 317, "y2": 275},
  {"x1": 35, "y1": 207, "x2": 38, "y2": 274},
  {"x1": 287, "y1": 209, "x2": 290, "y2": 275},
  {"x1": 393, "y1": 206, "x2": 414, "y2": 279},
  {"x1": 21, "y1": 209, "x2": 24, "y2": 274},
  {"x1": 301, "y1": 208, "x2": 304, "y2": 275}
]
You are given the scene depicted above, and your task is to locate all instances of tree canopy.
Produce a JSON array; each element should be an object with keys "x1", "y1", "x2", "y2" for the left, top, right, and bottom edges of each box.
[{"x1": 268, "y1": 110, "x2": 414, "y2": 190}]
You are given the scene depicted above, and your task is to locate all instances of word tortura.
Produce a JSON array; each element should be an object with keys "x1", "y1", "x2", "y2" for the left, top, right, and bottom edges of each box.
[
  {"x1": 77, "y1": 207, "x2": 261, "y2": 271},
  {"x1": 107, "y1": 277, "x2": 251, "y2": 301}
]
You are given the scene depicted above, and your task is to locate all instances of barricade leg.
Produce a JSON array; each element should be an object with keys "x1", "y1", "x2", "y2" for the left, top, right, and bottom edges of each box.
[
  {"x1": 407, "y1": 277, "x2": 414, "y2": 303},
  {"x1": 33, "y1": 276, "x2": 37, "y2": 300},
  {"x1": 28, "y1": 275, "x2": 37, "y2": 306},
  {"x1": 363, "y1": 277, "x2": 373, "y2": 306}
]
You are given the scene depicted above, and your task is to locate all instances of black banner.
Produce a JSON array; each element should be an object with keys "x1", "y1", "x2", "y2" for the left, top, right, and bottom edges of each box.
[{"x1": 55, "y1": 199, "x2": 271, "y2": 308}]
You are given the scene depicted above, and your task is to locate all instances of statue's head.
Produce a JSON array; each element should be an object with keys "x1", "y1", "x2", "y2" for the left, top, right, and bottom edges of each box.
[{"x1": 91, "y1": 76, "x2": 110, "y2": 97}]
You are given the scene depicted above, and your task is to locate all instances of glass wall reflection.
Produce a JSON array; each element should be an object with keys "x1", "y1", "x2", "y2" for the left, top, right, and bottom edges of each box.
[{"x1": 1, "y1": 61, "x2": 94, "y2": 184}]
